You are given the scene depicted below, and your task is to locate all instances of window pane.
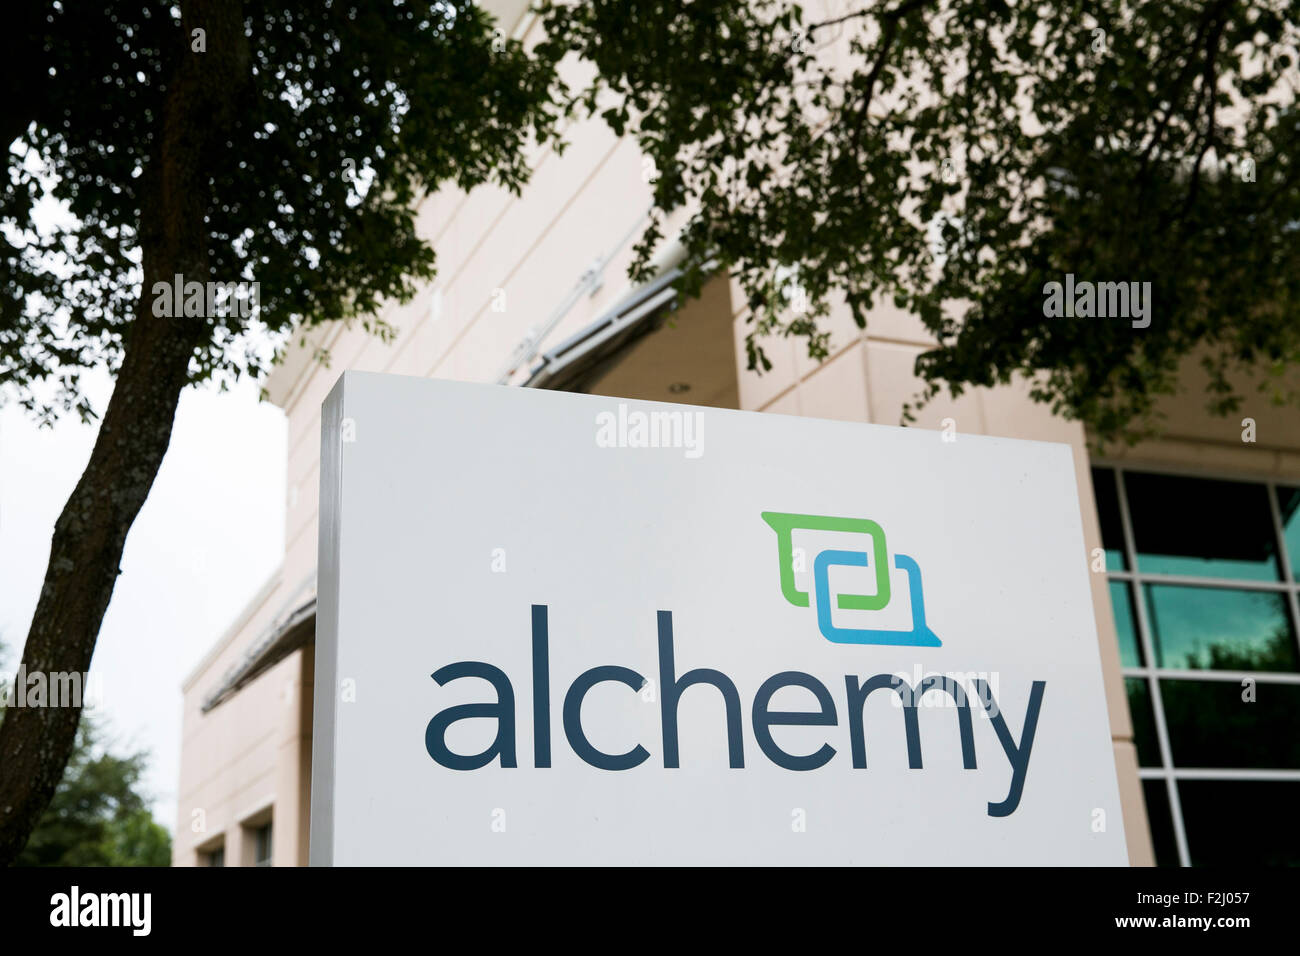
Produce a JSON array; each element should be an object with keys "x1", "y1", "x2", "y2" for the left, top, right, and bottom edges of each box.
[
  {"x1": 254, "y1": 822, "x2": 272, "y2": 866},
  {"x1": 1142, "y1": 584, "x2": 1298, "y2": 672},
  {"x1": 1140, "y1": 780, "x2": 1179, "y2": 867},
  {"x1": 1109, "y1": 581, "x2": 1142, "y2": 667},
  {"x1": 1091, "y1": 467, "x2": 1127, "y2": 570},
  {"x1": 1160, "y1": 679, "x2": 1300, "y2": 769},
  {"x1": 1125, "y1": 472, "x2": 1281, "y2": 581},
  {"x1": 1279, "y1": 486, "x2": 1300, "y2": 581},
  {"x1": 1126, "y1": 678, "x2": 1160, "y2": 766},
  {"x1": 1179, "y1": 781, "x2": 1300, "y2": 866}
]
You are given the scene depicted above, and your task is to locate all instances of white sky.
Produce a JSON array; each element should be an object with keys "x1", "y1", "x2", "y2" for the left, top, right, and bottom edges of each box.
[{"x1": 0, "y1": 370, "x2": 286, "y2": 832}]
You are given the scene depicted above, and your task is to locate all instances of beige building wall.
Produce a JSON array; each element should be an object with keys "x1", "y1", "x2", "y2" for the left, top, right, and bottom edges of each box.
[
  {"x1": 171, "y1": 0, "x2": 1300, "y2": 867},
  {"x1": 178, "y1": 588, "x2": 313, "y2": 866}
]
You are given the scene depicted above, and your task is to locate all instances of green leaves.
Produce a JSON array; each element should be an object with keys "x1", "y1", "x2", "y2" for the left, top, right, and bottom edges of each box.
[
  {"x1": 542, "y1": 0, "x2": 1300, "y2": 444},
  {"x1": 10, "y1": 714, "x2": 170, "y2": 867},
  {"x1": 1, "y1": 1, "x2": 569, "y2": 420},
  {"x1": 3, "y1": 1, "x2": 1296, "y2": 445}
]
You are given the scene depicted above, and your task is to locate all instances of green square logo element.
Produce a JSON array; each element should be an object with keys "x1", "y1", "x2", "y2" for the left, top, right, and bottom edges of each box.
[{"x1": 760, "y1": 511, "x2": 891, "y2": 610}]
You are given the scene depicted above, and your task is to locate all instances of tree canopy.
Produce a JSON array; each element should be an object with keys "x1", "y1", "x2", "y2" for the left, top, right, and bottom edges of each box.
[
  {"x1": 539, "y1": 0, "x2": 1299, "y2": 442},
  {"x1": 1, "y1": 1, "x2": 566, "y2": 423},
  {"x1": 3, "y1": 2, "x2": 1296, "y2": 436}
]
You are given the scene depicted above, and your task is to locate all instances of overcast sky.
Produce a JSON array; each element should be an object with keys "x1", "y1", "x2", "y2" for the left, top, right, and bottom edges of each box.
[{"x1": 0, "y1": 371, "x2": 286, "y2": 832}]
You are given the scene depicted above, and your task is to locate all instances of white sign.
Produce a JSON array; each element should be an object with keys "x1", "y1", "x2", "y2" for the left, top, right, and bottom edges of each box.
[{"x1": 310, "y1": 372, "x2": 1127, "y2": 865}]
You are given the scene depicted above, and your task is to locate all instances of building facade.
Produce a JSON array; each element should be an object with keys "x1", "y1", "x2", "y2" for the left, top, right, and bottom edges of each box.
[{"x1": 174, "y1": 0, "x2": 1300, "y2": 867}]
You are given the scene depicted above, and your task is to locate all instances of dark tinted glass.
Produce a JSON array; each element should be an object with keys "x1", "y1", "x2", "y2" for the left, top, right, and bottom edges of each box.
[
  {"x1": 1125, "y1": 678, "x2": 1160, "y2": 767},
  {"x1": 1160, "y1": 679, "x2": 1300, "y2": 769},
  {"x1": 1125, "y1": 472, "x2": 1281, "y2": 581},
  {"x1": 1109, "y1": 581, "x2": 1142, "y2": 667},
  {"x1": 1143, "y1": 584, "x2": 1298, "y2": 672},
  {"x1": 1092, "y1": 467, "x2": 1127, "y2": 570},
  {"x1": 1279, "y1": 486, "x2": 1300, "y2": 582},
  {"x1": 1179, "y1": 781, "x2": 1300, "y2": 866},
  {"x1": 1141, "y1": 780, "x2": 1179, "y2": 866}
]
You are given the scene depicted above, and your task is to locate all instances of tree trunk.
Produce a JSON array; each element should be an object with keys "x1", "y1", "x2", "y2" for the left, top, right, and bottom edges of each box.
[
  {"x1": 0, "y1": 0, "x2": 249, "y2": 865},
  {"x1": 0, "y1": 298, "x2": 198, "y2": 864}
]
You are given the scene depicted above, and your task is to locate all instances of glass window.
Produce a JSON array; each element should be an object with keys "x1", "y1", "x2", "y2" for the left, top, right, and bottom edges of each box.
[
  {"x1": 253, "y1": 822, "x2": 272, "y2": 867},
  {"x1": 1142, "y1": 584, "x2": 1297, "y2": 672},
  {"x1": 203, "y1": 845, "x2": 225, "y2": 867},
  {"x1": 1178, "y1": 781, "x2": 1300, "y2": 866},
  {"x1": 1095, "y1": 467, "x2": 1300, "y2": 867},
  {"x1": 1091, "y1": 467, "x2": 1127, "y2": 570},
  {"x1": 1125, "y1": 472, "x2": 1281, "y2": 581},
  {"x1": 1160, "y1": 679, "x2": 1300, "y2": 769},
  {"x1": 1140, "y1": 780, "x2": 1179, "y2": 867},
  {"x1": 1108, "y1": 581, "x2": 1142, "y2": 667},
  {"x1": 1125, "y1": 678, "x2": 1160, "y2": 766},
  {"x1": 1279, "y1": 486, "x2": 1300, "y2": 581}
]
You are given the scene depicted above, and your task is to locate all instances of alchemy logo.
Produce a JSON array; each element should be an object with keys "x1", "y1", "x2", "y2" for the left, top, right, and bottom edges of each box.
[
  {"x1": 761, "y1": 512, "x2": 941, "y2": 647},
  {"x1": 421, "y1": 521, "x2": 1046, "y2": 816}
]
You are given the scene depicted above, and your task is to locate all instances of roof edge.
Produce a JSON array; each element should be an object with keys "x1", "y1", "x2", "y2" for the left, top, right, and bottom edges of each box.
[{"x1": 181, "y1": 567, "x2": 284, "y2": 692}]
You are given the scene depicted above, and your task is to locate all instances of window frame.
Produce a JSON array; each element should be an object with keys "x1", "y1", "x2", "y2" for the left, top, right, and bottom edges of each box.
[{"x1": 1094, "y1": 461, "x2": 1300, "y2": 867}]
